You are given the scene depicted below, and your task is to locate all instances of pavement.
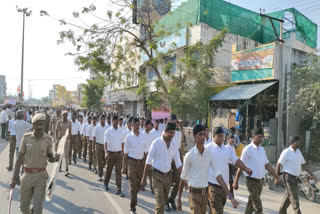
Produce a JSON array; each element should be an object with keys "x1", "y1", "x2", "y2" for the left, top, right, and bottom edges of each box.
[{"x1": 1, "y1": 138, "x2": 320, "y2": 214}]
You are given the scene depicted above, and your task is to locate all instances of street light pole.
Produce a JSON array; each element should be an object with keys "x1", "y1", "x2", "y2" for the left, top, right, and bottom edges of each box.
[{"x1": 17, "y1": 7, "x2": 32, "y2": 103}]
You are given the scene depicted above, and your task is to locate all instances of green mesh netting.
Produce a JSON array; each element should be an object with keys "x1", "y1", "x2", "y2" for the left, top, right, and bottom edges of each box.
[{"x1": 156, "y1": 0, "x2": 317, "y2": 48}]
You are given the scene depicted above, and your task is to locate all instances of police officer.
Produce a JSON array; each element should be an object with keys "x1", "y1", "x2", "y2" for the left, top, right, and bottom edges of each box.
[
  {"x1": 276, "y1": 136, "x2": 317, "y2": 214},
  {"x1": 9, "y1": 113, "x2": 60, "y2": 214},
  {"x1": 50, "y1": 109, "x2": 62, "y2": 151}
]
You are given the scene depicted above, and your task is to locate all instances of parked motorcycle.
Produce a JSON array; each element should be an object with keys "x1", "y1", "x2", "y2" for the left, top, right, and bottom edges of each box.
[{"x1": 298, "y1": 173, "x2": 319, "y2": 201}]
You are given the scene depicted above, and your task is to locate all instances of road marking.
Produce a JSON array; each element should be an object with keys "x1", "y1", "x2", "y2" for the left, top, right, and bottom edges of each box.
[
  {"x1": 102, "y1": 187, "x2": 124, "y2": 213},
  {"x1": 236, "y1": 195, "x2": 248, "y2": 203}
]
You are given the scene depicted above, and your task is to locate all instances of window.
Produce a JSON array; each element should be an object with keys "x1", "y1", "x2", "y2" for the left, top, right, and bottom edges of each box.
[
  {"x1": 164, "y1": 56, "x2": 176, "y2": 73},
  {"x1": 147, "y1": 67, "x2": 156, "y2": 82}
]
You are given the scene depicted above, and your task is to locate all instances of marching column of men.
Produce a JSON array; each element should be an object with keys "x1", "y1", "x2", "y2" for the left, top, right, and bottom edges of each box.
[{"x1": 4, "y1": 105, "x2": 319, "y2": 214}]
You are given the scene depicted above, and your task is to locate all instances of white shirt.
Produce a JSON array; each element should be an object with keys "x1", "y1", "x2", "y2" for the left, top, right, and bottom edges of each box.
[
  {"x1": 206, "y1": 142, "x2": 238, "y2": 185},
  {"x1": 241, "y1": 142, "x2": 269, "y2": 179},
  {"x1": 181, "y1": 146, "x2": 221, "y2": 188},
  {"x1": 173, "y1": 130, "x2": 182, "y2": 149},
  {"x1": 81, "y1": 123, "x2": 89, "y2": 136},
  {"x1": 8, "y1": 119, "x2": 16, "y2": 135},
  {"x1": 104, "y1": 126, "x2": 123, "y2": 152},
  {"x1": 124, "y1": 132, "x2": 148, "y2": 159},
  {"x1": 6, "y1": 108, "x2": 13, "y2": 119},
  {"x1": 141, "y1": 130, "x2": 156, "y2": 152},
  {"x1": 87, "y1": 124, "x2": 96, "y2": 140},
  {"x1": 0, "y1": 110, "x2": 8, "y2": 123},
  {"x1": 204, "y1": 136, "x2": 213, "y2": 146},
  {"x1": 150, "y1": 128, "x2": 161, "y2": 139},
  {"x1": 278, "y1": 146, "x2": 305, "y2": 176},
  {"x1": 159, "y1": 123, "x2": 166, "y2": 133},
  {"x1": 93, "y1": 124, "x2": 109, "y2": 144},
  {"x1": 71, "y1": 121, "x2": 81, "y2": 135},
  {"x1": 139, "y1": 126, "x2": 144, "y2": 133},
  {"x1": 13, "y1": 120, "x2": 33, "y2": 148},
  {"x1": 146, "y1": 135, "x2": 182, "y2": 173},
  {"x1": 226, "y1": 144, "x2": 236, "y2": 164},
  {"x1": 67, "y1": 112, "x2": 71, "y2": 120}
]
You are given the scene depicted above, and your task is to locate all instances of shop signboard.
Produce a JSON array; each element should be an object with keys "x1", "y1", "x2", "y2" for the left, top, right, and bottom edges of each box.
[{"x1": 231, "y1": 43, "x2": 275, "y2": 82}]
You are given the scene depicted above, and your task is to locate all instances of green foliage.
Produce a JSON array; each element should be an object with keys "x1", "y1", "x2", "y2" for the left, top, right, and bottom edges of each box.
[{"x1": 82, "y1": 76, "x2": 106, "y2": 110}]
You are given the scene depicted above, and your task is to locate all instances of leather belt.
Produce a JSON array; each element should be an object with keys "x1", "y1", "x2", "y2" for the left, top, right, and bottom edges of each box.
[
  {"x1": 189, "y1": 186, "x2": 208, "y2": 196},
  {"x1": 108, "y1": 151, "x2": 122, "y2": 154},
  {"x1": 152, "y1": 168, "x2": 171, "y2": 176},
  {"x1": 24, "y1": 168, "x2": 45, "y2": 174},
  {"x1": 209, "y1": 182, "x2": 221, "y2": 188},
  {"x1": 247, "y1": 176, "x2": 264, "y2": 183},
  {"x1": 128, "y1": 156, "x2": 144, "y2": 162},
  {"x1": 284, "y1": 172, "x2": 298, "y2": 179}
]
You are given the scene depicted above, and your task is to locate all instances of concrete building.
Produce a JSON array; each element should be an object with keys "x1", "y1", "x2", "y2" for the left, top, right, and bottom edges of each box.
[{"x1": 0, "y1": 75, "x2": 7, "y2": 98}]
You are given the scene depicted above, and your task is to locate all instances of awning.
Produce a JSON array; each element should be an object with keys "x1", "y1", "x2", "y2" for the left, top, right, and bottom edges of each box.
[{"x1": 211, "y1": 81, "x2": 277, "y2": 101}]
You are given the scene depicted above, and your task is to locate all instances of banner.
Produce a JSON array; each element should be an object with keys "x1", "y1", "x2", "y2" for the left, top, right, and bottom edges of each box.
[{"x1": 231, "y1": 43, "x2": 275, "y2": 71}]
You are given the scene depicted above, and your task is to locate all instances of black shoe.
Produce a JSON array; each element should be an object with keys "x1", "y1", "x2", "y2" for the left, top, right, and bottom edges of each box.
[
  {"x1": 89, "y1": 165, "x2": 92, "y2": 170},
  {"x1": 69, "y1": 162, "x2": 72, "y2": 165},
  {"x1": 104, "y1": 183, "x2": 109, "y2": 191},
  {"x1": 165, "y1": 203, "x2": 171, "y2": 212},
  {"x1": 98, "y1": 176, "x2": 103, "y2": 182},
  {"x1": 130, "y1": 208, "x2": 136, "y2": 214},
  {"x1": 169, "y1": 199, "x2": 177, "y2": 210},
  {"x1": 141, "y1": 187, "x2": 145, "y2": 191},
  {"x1": 73, "y1": 158, "x2": 77, "y2": 164},
  {"x1": 65, "y1": 170, "x2": 70, "y2": 177},
  {"x1": 151, "y1": 187, "x2": 154, "y2": 194},
  {"x1": 116, "y1": 191, "x2": 125, "y2": 197},
  {"x1": 6, "y1": 166, "x2": 12, "y2": 171}
]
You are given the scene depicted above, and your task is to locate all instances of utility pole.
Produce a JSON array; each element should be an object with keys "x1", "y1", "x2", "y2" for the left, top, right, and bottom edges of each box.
[
  {"x1": 260, "y1": 9, "x2": 285, "y2": 159},
  {"x1": 17, "y1": 7, "x2": 32, "y2": 103}
]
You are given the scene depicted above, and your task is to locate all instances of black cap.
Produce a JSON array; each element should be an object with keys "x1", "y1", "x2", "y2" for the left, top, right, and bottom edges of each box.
[
  {"x1": 227, "y1": 133, "x2": 234, "y2": 139},
  {"x1": 145, "y1": 120, "x2": 152, "y2": 125},
  {"x1": 213, "y1": 127, "x2": 224, "y2": 136},
  {"x1": 252, "y1": 127, "x2": 264, "y2": 136},
  {"x1": 289, "y1": 136, "x2": 300, "y2": 144},
  {"x1": 171, "y1": 114, "x2": 177, "y2": 120},
  {"x1": 165, "y1": 122, "x2": 176, "y2": 131},
  {"x1": 155, "y1": 119, "x2": 159, "y2": 123},
  {"x1": 113, "y1": 115, "x2": 119, "y2": 121},
  {"x1": 132, "y1": 117, "x2": 140, "y2": 123},
  {"x1": 193, "y1": 124, "x2": 205, "y2": 135},
  {"x1": 128, "y1": 116, "x2": 134, "y2": 122}
]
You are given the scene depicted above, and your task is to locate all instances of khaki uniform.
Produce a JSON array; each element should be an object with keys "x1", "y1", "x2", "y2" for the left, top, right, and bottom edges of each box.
[
  {"x1": 95, "y1": 143, "x2": 105, "y2": 177},
  {"x1": 70, "y1": 135, "x2": 79, "y2": 162},
  {"x1": 208, "y1": 184, "x2": 227, "y2": 214},
  {"x1": 152, "y1": 169, "x2": 172, "y2": 214},
  {"x1": 50, "y1": 115, "x2": 62, "y2": 142},
  {"x1": 279, "y1": 173, "x2": 301, "y2": 214},
  {"x1": 127, "y1": 157, "x2": 145, "y2": 209},
  {"x1": 15, "y1": 132, "x2": 54, "y2": 214},
  {"x1": 56, "y1": 119, "x2": 71, "y2": 170},
  {"x1": 9, "y1": 135, "x2": 17, "y2": 168},
  {"x1": 44, "y1": 113, "x2": 50, "y2": 134},
  {"x1": 245, "y1": 177, "x2": 264, "y2": 214},
  {"x1": 82, "y1": 136, "x2": 88, "y2": 160},
  {"x1": 189, "y1": 187, "x2": 208, "y2": 214},
  {"x1": 104, "y1": 151, "x2": 122, "y2": 191}
]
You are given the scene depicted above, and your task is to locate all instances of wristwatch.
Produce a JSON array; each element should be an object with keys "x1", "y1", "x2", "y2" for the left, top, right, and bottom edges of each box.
[{"x1": 228, "y1": 193, "x2": 234, "y2": 200}]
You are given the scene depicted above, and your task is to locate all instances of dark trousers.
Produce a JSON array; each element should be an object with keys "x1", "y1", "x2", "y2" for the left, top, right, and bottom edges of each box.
[
  {"x1": 128, "y1": 157, "x2": 145, "y2": 210},
  {"x1": 245, "y1": 177, "x2": 264, "y2": 214},
  {"x1": 70, "y1": 135, "x2": 79, "y2": 161},
  {"x1": 229, "y1": 164, "x2": 234, "y2": 195},
  {"x1": 104, "y1": 151, "x2": 122, "y2": 191},
  {"x1": 279, "y1": 173, "x2": 302, "y2": 214},
  {"x1": 1, "y1": 123, "x2": 7, "y2": 138},
  {"x1": 9, "y1": 135, "x2": 17, "y2": 167},
  {"x1": 208, "y1": 184, "x2": 226, "y2": 214},
  {"x1": 95, "y1": 143, "x2": 105, "y2": 177}
]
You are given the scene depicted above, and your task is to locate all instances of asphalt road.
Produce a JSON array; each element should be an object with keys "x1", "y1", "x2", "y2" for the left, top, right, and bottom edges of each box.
[{"x1": 0, "y1": 139, "x2": 320, "y2": 214}]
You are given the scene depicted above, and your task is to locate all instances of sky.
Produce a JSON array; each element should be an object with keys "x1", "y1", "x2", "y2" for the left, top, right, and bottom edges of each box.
[{"x1": 0, "y1": 0, "x2": 319, "y2": 99}]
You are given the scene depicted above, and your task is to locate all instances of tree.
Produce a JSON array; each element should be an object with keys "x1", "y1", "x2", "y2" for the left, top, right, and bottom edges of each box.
[
  {"x1": 291, "y1": 53, "x2": 320, "y2": 161},
  {"x1": 41, "y1": 1, "x2": 227, "y2": 121},
  {"x1": 82, "y1": 75, "x2": 106, "y2": 110},
  {"x1": 41, "y1": 96, "x2": 52, "y2": 106}
]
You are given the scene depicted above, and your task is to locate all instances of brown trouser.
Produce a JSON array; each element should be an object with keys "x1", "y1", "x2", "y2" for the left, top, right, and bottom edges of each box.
[
  {"x1": 122, "y1": 156, "x2": 128, "y2": 176},
  {"x1": 104, "y1": 151, "x2": 122, "y2": 191},
  {"x1": 128, "y1": 157, "x2": 145, "y2": 209},
  {"x1": 82, "y1": 137, "x2": 88, "y2": 160},
  {"x1": 208, "y1": 184, "x2": 226, "y2": 214},
  {"x1": 78, "y1": 136, "x2": 83, "y2": 157},
  {"x1": 92, "y1": 141, "x2": 97, "y2": 169},
  {"x1": 95, "y1": 143, "x2": 105, "y2": 177},
  {"x1": 152, "y1": 169, "x2": 172, "y2": 214},
  {"x1": 279, "y1": 173, "x2": 301, "y2": 214},
  {"x1": 9, "y1": 135, "x2": 17, "y2": 167},
  {"x1": 189, "y1": 187, "x2": 208, "y2": 214},
  {"x1": 245, "y1": 177, "x2": 264, "y2": 214},
  {"x1": 20, "y1": 170, "x2": 48, "y2": 214},
  {"x1": 88, "y1": 140, "x2": 93, "y2": 165},
  {"x1": 229, "y1": 164, "x2": 234, "y2": 195},
  {"x1": 168, "y1": 160, "x2": 180, "y2": 202},
  {"x1": 70, "y1": 135, "x2": 79, "y2": 161}
]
